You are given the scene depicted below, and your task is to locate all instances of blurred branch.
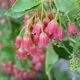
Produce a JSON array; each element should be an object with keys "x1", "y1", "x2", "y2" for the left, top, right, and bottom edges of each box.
[
  {"x1": 72, "y1": 71, "x2": 76, "y2": 80},
  {"x1": 5, "y1": 0, "x2": 12, "y2": 32}
]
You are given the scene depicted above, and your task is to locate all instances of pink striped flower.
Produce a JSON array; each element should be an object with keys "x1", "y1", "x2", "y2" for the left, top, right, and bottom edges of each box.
[
  {"x1": 32, "y1": 23, "x2": 44, "y2": 36},
  {"x1": 16, "y1": 48, "x2": 26, "y2": 59},
  {"x1": 48, "y1": 11, "x2": 54, "y2": 21},
  {"x1": 45, "y1": 20, "x2": 58, "y2": 34},
  {"x1": 28, "y1": 45, "x2": 37, "y2": 56},
  {"x1": 22, "y1": 37, "x2": 31, "y2": 50},
  {"x1": 39, "y1": 33, "x2": 49, "y2": 48},
  {"x1": 14, "y1": 36, "x2": 22, "y2": 48},
  {"x1": 35, "y1": 63, "x2": 42, "y2": 71},
  {"x1": 58, "y1": 27, "x2": 64, "y2": 40},
  {"x1": 68, "y1": 23, "x2": 79, "y2": 36}
]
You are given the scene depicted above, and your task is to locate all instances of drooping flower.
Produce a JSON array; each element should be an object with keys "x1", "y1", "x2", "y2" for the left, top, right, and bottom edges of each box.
[
  {"x1": 32, "y1": 56, "x2": 40, "y2": 64},
  {"x1": 35, "y1": 63, "x2": 42, "y2": 70},
  {"x1": 57, "y1": 27, "x2": 64, "y2": 40},
  {"x1": 16, "y1": 48, "x2": 26, "y2": 59},
  {"x1": 48, "y1": 11, "x2": 54, "y2": 21},
  {"x1": 53, "y1": 27, "x2": 64, "y2": 40},
  {"x1": 23, "y1": 72, "x2": 28, "y2": 79},
  {"x1": 22, "y1": 37, "x2": 31, "y2": 50},
  {"x1": 42, "y1": 18, "x2": 49, "y2": 28},
  {"x1": 27, "y1": 45, "x2": 37, "y2": 56},
  {"x1": 14, "y1": 36, "x2": 22, "y2": 48},
  {"x1": 32, "y1": 23, "x2": 44, "y2": 36},
  {"x1": 37, "y1": 47, "x2": 44, "y2": 55},
  {"x1": 24, "y1": 14, "x2": 30, "y2": 22},
  {"x1": 45, "y1": 20, "x2": 58, "y2": 34},
  {"x1": 39, "y1": 54, "x2": 46, "y2": 63},
  {"x1": 33, "y1": 35, "x2": 39, "y2": 46},
  {"x1": 68, "y1": 23, "x2": 79, "y2": 36},
  {"x1": 2, "y1": 2, "x2": 7, "y2": 10},
  {"x1": 39, "y1": 33, "x2": 49, "y2": 48}
]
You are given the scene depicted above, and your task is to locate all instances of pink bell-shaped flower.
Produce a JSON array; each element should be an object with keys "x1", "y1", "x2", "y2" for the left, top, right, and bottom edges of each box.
[
  {"x1": 68, "y1": 23, "x2": 79, "y2": 36},
  {"x1": 20, "y1": 69, "x2": 24, "y2": 74},
  {"x1": 32, "y1": 56, "x2": 40, "y2": 64},
  {"x1": 24, "y1": 14, "x2": 30, "y2": 22},
  {"x1": 28, "y1": 45, "x2": 37, "y2": 56},
  {"x1": 32, "y1": 23, "x2": 44, "y2": 36},
  {"x1": 39, "y1": 33, "x2": 49, "y2": 48},
  {"x1": 40, "y1": 54, "x2": 46, "y2": 63},
  {"x1": 37, "y1": 47, "x2": 44, "y2": 55},
  {"x1": 33, "y1": 35, "x2": 39, "y2": 46},
  {"x1": 53, "y1": 32, "x2": 58, "y2": 40},
  {"x1": 16, "y1": 48, "x2": 26, "y2": 59},
  {"x1": 2, "y1": 3, "x2": 7, "y2": 10},
  {"x1": 23, "y1": 72, "x2": 28, "y2": 79},
  {"x1": 48, "y1": 11, "x2": 54, "y2": 21},
  {"x1": 14, "y1": 36, "x2": 22, "y2": 48},
  {"x1": 22, "y1": 37, "x2": 31, "y2": 50},
  {"x1": 45, "y1": 20, "x2": 58, "y2": 34},
  {"x1": 58, "y1": 27, "x2": 64, "y2": 40},
  {"x1": 42, "y1": 18, "x2": 49, "y2": 28},
  {"x1": 35, "y1": 63, "x2": 42, "y2": 71}
]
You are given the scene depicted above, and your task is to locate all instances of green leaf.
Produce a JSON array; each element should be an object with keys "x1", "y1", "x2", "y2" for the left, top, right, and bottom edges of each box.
[
  {"x1": 5, "y1": 4, "x2": 40, "y2": 18},
  {"x1": 54, "y1": 41, "x2": 73, "y2": 60},
  {"x1": 5, "y1": 9, "x2": 27, "y2": 18},
  {"x1": 46, "y1": 44, "x2": 59, "y2": 65},
  {"x1": 54, "y1": 0, "x2": 77, "y2": 12},
  {"x1": 68, "y1": 8, "x2": 80, "y2": 19},
  {"x1": 12, "y1": 0, "x2": 41, "y2": 12}
]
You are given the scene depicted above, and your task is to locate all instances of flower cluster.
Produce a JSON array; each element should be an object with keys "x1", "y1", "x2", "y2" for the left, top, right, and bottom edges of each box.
[
  {"x1": 1, "y1": 61, "x2": 36, "y2": 80},
  {"x1": 15, "y1": 5, "x2": 79, "y2": 72}
]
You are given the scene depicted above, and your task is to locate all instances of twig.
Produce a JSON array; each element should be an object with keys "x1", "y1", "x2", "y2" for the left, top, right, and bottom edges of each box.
[
  {"x1": 72, "y1": 71, "x2": 76, "y2": 80},
  {"x1": 5, "y1": 0, "x2": 12, "y2": 32}
]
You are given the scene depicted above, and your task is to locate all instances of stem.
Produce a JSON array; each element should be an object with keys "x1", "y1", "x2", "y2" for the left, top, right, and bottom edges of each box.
[
  {"x1": 58, "y1": 12, "x2": 61, "y2": 27},
  {"x1": 43, "y1": 8, "x2": 49, "y2": 20},
  {"x1": 47, "y1": 71, "x2": 51, "y2": 80},
  {"x1": 76, "y1": 71, "x2": 80, "y2": 75},
  {"x1": 19, "y1": 15, "x2": 34, "y2": 37},
  {"x1": 43, "y1": 3, "x2": 49, "y2": 12},
  {"x1": 66, "y1": 13, "x2": 71, "y2": 23},
  {"x1": 61, "y1": 41, "x2": 71, "y2": 55},
  {"x1": 38, "y1": 17, "x2": 44, "y2": 33},
  {"x1": 39, "y1": 2, "x2": 44, "y2": 33},
  {"x1": 45, "y1": 55, "x2": 52, "y2": 80},
  {"x1": 68, "y1": 37, "x2": 76, "y2": 43},
  {"x1": 49, "y1": 0, "x2": 54, "y2": 16},
  {"x1": 72, "y1": 71, "x2": 76, "y2": 80},
  {"x1": 41, "y1": 2, "x2": 43, "y2": 22},
  {"x1": 54, "y1": 9, "x2": 59, "y2": 21},
  {"x1": 29, "y1": 34, "x2": 34, "y2": 46}
]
